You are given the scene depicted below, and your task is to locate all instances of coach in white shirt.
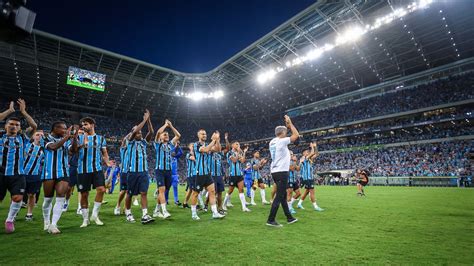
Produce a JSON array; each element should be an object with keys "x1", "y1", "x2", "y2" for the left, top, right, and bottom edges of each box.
[{"x1": 266, "y1": 115, "x2": 299, "y2": 227}]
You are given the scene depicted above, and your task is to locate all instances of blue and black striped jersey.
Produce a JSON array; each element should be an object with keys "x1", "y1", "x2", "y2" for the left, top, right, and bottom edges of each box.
[
  {"x1": 154, "y1": 141, "x2": 172, "y2": 171},
  {"x1": 210, "y1": 151, "x2": 224, "y2": 177},
  {"x1": 300, "y1": 158, "x2": 313, "y2": 181},
  {"x1": 192, "y1": 142, "x2": 210, "y2": 176},
  {"x1": 250, "y1": 158, "x2": 261, "y2": 180},
  {"x1": 77, "y1": 134, "x2": 106, "y2": 174},
  {"x1": 23, "y1": 142, "x2": 44, "y2": 176},
  {"x1": 42, "y1": 135, "x2": 70, "y2": 180},
  {"x1": 120, "y1": 144, "x2": 131, "y2": 174},
  {"x1": 127, "y1": 139, "x2": 148, "y2": 173},
  {"x1": 0, "y1": 132, "x2": 28, "y2": 176},
  {"x1": 288, "y1": 161, "x2": 298, "y2": 183},
  {"x1": 227, "y1": 151, "x2": 242, "y2": 177},
  {"x1": 186, "y1": 153, "x2": 195, "y2": 177}
]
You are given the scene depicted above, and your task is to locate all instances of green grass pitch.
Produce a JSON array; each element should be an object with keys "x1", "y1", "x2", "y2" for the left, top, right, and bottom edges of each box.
[
  {"x1": 0, "y1": 186, "x2": 473, "y2": 264},
  {"x1": 67, "y1": 79, "x2": 105, "y2": 92}
]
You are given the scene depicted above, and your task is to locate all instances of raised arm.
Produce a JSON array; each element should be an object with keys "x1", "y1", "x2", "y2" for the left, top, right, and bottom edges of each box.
[
  {"x1": 18, "y1": 99, "x2": 37, "y2": 136},
  {"x1": 199, "y1": 132, "x2": 219, "y2": 153},
  {"x1": 154, "y1": 120, "x2": 168, "y2": 142},
  {"x1": 145, "y1": 115, "x2": 154, "y2": 142},
  {"x1": 47, "y1": 126, "x2": 72, "y2": 151},
  {"x1": 284, "y1": 115, "x2": 299, "y2": 143},
  {"x1": 222, "y1": 132, "x2": 231, "y2": 154},
  {"x1": 167, "y1": 119, "x2": 181, "y2": 145},
  {"x1": 239, "y1": 146, "x2": 247, "y2": 163},
  {"x1": 129, "y1": 109, "x2": 150, "y2": 141},
  {"x1": 121, "y1": 132, "x2": 131, "y2": 148},
  {"x1": 0, "y1": 101, "x2": 15, "y2": 121},
  {"x1": 309, "y1": 142, "x2": 319, "y2": 160}
]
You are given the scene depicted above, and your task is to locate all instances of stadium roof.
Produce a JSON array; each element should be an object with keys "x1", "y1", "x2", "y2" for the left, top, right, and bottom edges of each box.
[{"x1": 0, "y1": 0, "x2": 473, "y2": 122}]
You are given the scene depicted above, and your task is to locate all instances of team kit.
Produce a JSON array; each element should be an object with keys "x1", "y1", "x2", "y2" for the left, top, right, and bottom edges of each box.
[{"x1": 0, "y1": 99, "x2": 369, "y2": 234}]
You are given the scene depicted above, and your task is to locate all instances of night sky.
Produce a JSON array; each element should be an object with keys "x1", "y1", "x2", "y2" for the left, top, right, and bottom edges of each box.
[{"x1": 29, "y1": 0, "x2": 315, "y2": 73}]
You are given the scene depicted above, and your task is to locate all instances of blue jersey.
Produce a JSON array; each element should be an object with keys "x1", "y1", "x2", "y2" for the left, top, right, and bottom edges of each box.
[
  {"x1": 154, "y1": 141, "x2": 172, "y2": 171},
  {"x1": 42, "y1": 135, "x2": 70, "y2": 180},
  {"x1": 192, "y1": 142, "x2": 210, "y2": 176},
  {"x1": 127, "y1": 139, "x2": 148, "y2": 173},
  {"x1": 0, "y1": 132, "x2": 28, "y2": 176},
  {"x1": 77, "y1": 134, "x2": 106, "y2": 174},
  {"x1": 250, "y1": 158, "x2": 262, "y2": 180},
  {"x1": 186, "y1": 153, "x2": 195, "y2": 177},
  {"x1": 23, "y1": 142, "x2": 44, "y2": 176},
  {"x1": 243, "y1": 167, "x2": 252, "y2": 180},
  {"x1": 300, "y1": 158, "x2": 313, "y2": 181},
  {"x1": 210, "y1": 152, "x2": 223, "y2": 177},
  {"x1": 120, "y1": 145, "x2": 131, "y2": 174},
  {"x1": 106, "y1": 166, "x2": 120, "y2": 179},
  {"x1": 227, "y1": 151, "x2": 242, "y2": 176},
  {"x1": 289, "y1": 161, "x2": 298, "y2": 183},
  {"x1": 171, "y1": 145, "x2": 182, "y2": 175}
]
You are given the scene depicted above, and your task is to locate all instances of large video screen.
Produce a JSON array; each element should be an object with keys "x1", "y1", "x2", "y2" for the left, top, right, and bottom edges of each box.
[{"x1": 67, "y1": 66, "x2": 106, "y2": 92}]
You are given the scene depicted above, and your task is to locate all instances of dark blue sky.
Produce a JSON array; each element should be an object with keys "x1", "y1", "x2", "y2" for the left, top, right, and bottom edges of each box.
[{"x1": 29, "y1": 0, "x2": 315, "y2": 73}]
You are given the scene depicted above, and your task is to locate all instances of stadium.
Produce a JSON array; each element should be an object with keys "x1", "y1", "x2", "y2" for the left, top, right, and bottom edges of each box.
[{"x1": 0, "y1": 0, "x2": 473, "y2": 264}]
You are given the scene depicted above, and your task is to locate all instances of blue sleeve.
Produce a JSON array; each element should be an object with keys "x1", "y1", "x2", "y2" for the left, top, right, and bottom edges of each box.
[{"x1": 174, "y1": 147, "x2": 183, "y2": 159}]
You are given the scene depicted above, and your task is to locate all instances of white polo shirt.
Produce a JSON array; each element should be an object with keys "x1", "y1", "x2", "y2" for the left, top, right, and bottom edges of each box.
[{"x1": 269, "y1": 137, "x2": 291, "y2": 173}]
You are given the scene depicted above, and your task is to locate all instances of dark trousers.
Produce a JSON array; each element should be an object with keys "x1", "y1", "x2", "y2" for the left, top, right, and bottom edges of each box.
[{"x1": 267, "y1": 171, "x2": 292, "y2": 222}]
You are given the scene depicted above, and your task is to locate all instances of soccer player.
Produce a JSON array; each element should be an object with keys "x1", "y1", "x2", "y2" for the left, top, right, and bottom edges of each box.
[
  {"x1": 167, "y1": 141, "x2": 183, "y2": 206},
  {"x1": 114, "y1": 133, "x2": 131, "y2": 215},
  {"x1": 124, "y1": 110, "x2": 155, "y2": 224},
  {"x1": 152, "y1": 119, "x2": 180, "y2": 219},
  {"x1": 356, "y1": 169, "x2": 369, "y2": 196},
  {"x1": 42, "y1": 122, "x2": 75, "y2": 234},
  {"x1": 72, "y1": 117, "x2": 111, "y2": 228},
  {"x1": 190, "y1": 129, "x2": 225, "y2": 220},
  {"x1": 209, "y1": 135, "x2": 226, "y2": 214},
  {"x1": 266, "y1": 115, "x2": 298, "y2": 227},
  {"x1": 223, "y1": 141, "x2": 249, "y2": 212},
  {"x1": 250, "y1": 151, "x2": 269, "y2": 205},
  {"x1": 287, "y1": 153, "x2": 301, "y2": 214},
  {"x1": 0, "y1": 99, "x2": 37, "y2": 233},
  {"x1": 66, "y1": 127, "x2": 82, "y2": 214},
  {"x1": 243, "y1": 163, "x2": 253, "y2": 204},
  {"x1": 182, "y1": 143, "x2": 195, "y2": 209},
  {"x1": 297, "y1": 143, "x2": 324, "y2": 211},
  {"x1": 23, "y1": 130, "x2": 45, "y2": 221}
]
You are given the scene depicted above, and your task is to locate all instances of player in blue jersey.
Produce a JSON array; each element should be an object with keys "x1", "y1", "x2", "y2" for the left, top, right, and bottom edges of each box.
[
  {"x1": 124, "y1": 110, "x2": 155, "y2": 224},
  {"x1": 114, "y1": 133, "x2": 131, "y2": 215},
  {"x1": 152, "y1": 119, "x2": 181, "y2": 219},
  {"x1": 105, "y1": 160, "x2": 120, "y2": 194},
  {"x1": 23, "y1": 130, "x2": 44, "y2": 221},
  {"x1": 208, "y1": 133, "x2": 228, "y2": 214},
  {"x1": 243, "y1": 163, "x2": 253, "y2": 204},
  {"x1": 72, "y1": 117, "x2": 111, "y2": 228},
  {"x1": 65, "y1": 126, "x2": 81, "y2": 214},
  {"x1": 167, "y1": 141, "x2": 183, "y2": 206},
  {"x1": 182, "y1": 143, "x2": 195, "y2": 209},
  {"x1": 287, "y1": 153, "x2": 301, "y2": 214},
  {"x1": 0, "y1": 99, "x2": 37, "y2": 234},
  {"x1": 223, "y1": 139, "x2": 249, "y2": 212},
  {"x1": 250, "y1": 151, "x2": 269, "y2": 205},
  {"x1": 190, "y1": 129, "x2": 225, "y2": 220},
  {"x1": 297, "y1": 142, "x2": 324, "y2": 211},
  {"x1": 42, "y1": 121, "x2": 75, "y2": 234}
]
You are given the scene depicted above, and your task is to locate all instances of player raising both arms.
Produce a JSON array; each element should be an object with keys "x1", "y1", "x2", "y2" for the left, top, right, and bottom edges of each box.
[
  {"x1": 0, "y1": 99, "x2": 37, "y2": 233},
  {"x1": 209, "y1": 134, "x2": 226, "y2": 214},
  {"x1": 124, "y1": 110, "x2": 155, "y2": 224},
  {"x1": 250, "y1": 151, "x2": 269, "y2": 205},
  {"x1": 190, "y1": 129, "x2": 225, "y2": 220},
  {"x1": 72, "y1": 117, "x2": 111, "y2": 228},
  {"x1": 223, "y1": 139, "x2": 249, "y2": 212},
  {"x1": 153, "y1": 119, "x2": 180, "y2": 219},
  {"x1": 297, "y1": 142, "x2": 324, "y2": 212}
]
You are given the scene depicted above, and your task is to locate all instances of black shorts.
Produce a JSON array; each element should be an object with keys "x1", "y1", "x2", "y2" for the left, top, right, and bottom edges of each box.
[
  {"x1": 229, "y1": 176, "x2": 243, "y2": 187},
  {"x1": 194, "y1": 175, "x2": 213, "y2": 192},
  {"x1": 302, "y1": 179, "x2": 314, "y2": 189},
  {"x1": 358, "y1": 180, "x2": 368, "y2": 186},
  {"x1": 127, "y1": 172, "x2": 149, "y2": 196},
  {"x1": 0, "y1": 174, "x2": 26, "y2": 200},
  {"x1": 69, "y1": 167, "x2": 78, "y2": 187},
  {"x1": 257, "y1": 178, "x2": 264, "y2": 185},
  {"x1": 120, "y1": 172, "x2": 128, "y2": 191},
  {"x1": 155, "y1": 169, "x2": 172, "y2": 189},
  {"x1": 287, "y1": 182, "x2": 300, "y2": 190},
  {"x1": 212, "y1": 176, "x2": 225, "y2": 193},
  {"x1": 77, "y1": 171, "x2": 105, "y2": 192},
  {"x1": 26, "y1": 181, "x2": 42, "y2": 194},
  {"x1": 186, "y1": 176, "x2": 196, "y2": 191}
]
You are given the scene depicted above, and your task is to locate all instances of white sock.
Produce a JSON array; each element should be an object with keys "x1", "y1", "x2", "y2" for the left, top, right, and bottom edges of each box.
[
  {"x1": 77, "y1": 202, "x2": 81, "y2": 209},
  {"x1": 238, "y1": 193, "x2": 246, "y2": 209},
  {"x1": 313, "y1": 202, "x2": 319, "y2": 209},
  {"x1": 51, "y1": 197, "x2": 65, "y2": 226},
  {"x1": 260, "y1": 189, "x2": 266, "y2": 202},
  {"x1": 161, "y1": 203, "x2": 167, "y2": 213},
  {"x1": 191, "y1": 205, "x2": 197, "y2": 216},
  {"x1": 81, "y1": 208, "x2": 89, "y2": 221},
  {"x1": 125, "y1": 209, "x2": 131, "y2": 216},
  {"x1": 64, "y1": 199, "x2": 69, "y2": 205},
  {"x1": 211, "y1": 204, "x2": 218, "y2": 215},
  {"x1": 6, "y1": 201, "x2": 22, "y2": 222},
  {"x1": 142, "y1": 208, "x2": 148, "y2": 217},
  {"x1": 198, "y1": 194, "x2": 204, "y2": 207},
  {"x1": 298, "y1": 199, "x2": 304, "y2": 206},
  {"x1": 205, "y1": 191, "x2": 209, "y2": 199},
  {"x1": 154, "y1": 204, "x2": 160, "y2": 213},
  {"x1": 92, "y1": 201, "x2": 102, "y2": 217},
  {"x1": 223, "y1": 193, "x2": 229, "y2": 206},
  {"x1": 250, "y1": 190, "x2": 255, "y2": 203},
  {"x1": 290, "y1": 198, "x2": 295, "y2": 206},
  {"x1": 42, "y1": 197, "x2": 53, "y2": 223}
]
